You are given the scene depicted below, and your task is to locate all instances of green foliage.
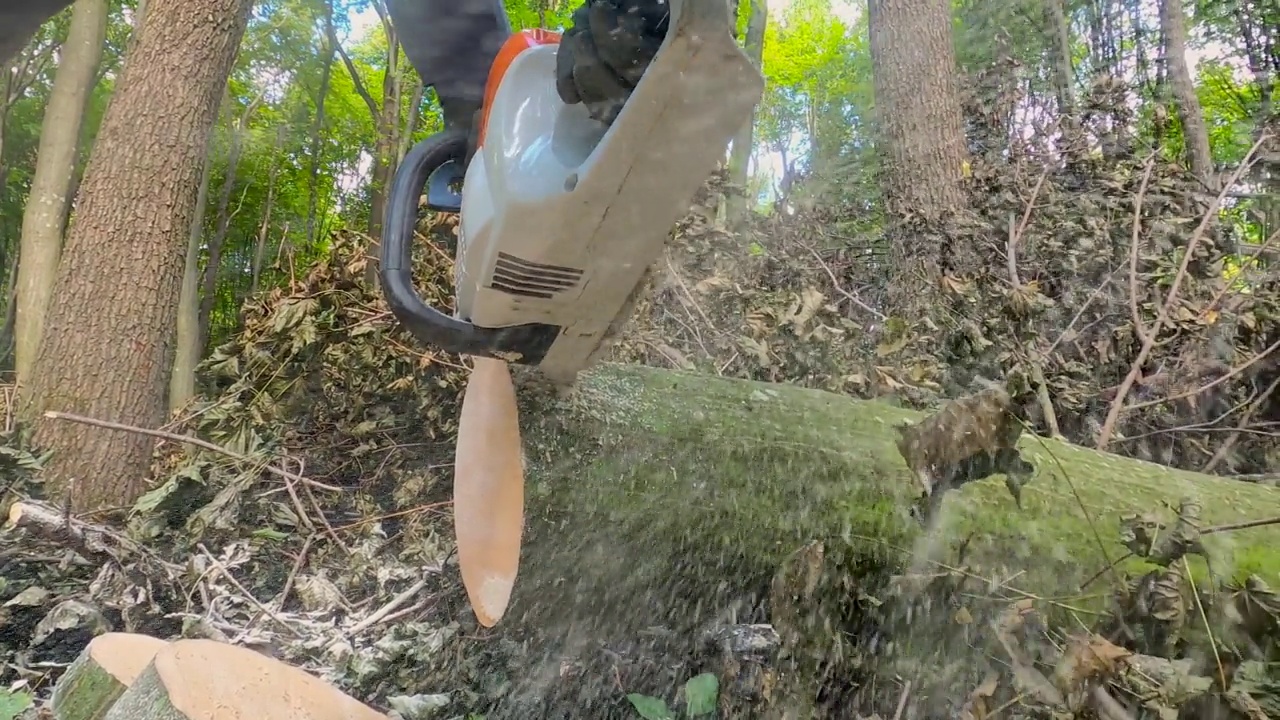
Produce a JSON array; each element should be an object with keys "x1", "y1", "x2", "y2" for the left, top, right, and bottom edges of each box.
[
  {"x1": 624, "y1": 672, "x2": 720, "y2": 719},
  {"x1": 0, "y1": 689, "x2": 31, "y2": 720}
]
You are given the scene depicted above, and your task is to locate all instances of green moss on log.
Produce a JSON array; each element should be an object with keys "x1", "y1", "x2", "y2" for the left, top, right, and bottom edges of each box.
[{"x1": 508, "y1": 364, "x2": 1280, "y2": 626}]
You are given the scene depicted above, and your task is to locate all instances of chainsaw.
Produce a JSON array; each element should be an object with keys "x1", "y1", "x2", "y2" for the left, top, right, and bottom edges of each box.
[{"x1": 381, "y1": 0, "x2": 764, "y2": 628}]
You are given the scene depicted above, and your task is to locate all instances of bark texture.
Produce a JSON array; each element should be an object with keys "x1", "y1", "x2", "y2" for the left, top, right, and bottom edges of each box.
[
  {"x1": 23, "y1": 0, "x2": 254, "y2": 511},
  {"x1": 867, "y1": 0, "x2": 972, "y2": 322},
  {"x1": 725, "y1": 0, "x2": 767, "y2": 229},
  {"x1": 14, "y1": 0, "x2": 108, "y2": 387},
  {"x1": 1159, "y1": 0, "x2": 1215, "y2": 186},
  {"x1": 867, "y1": 0, "x2": 969, "y2": 219}
]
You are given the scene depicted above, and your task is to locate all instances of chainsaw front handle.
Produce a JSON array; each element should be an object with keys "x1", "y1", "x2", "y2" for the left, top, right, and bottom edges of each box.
[{"x1": 381, "y1": 131, "x2": 559, "y2": 363}]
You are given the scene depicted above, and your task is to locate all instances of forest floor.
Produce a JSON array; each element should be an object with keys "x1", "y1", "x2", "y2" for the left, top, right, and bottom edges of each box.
[{"x1": 1, "y1": 231, "x2": 1279, "y2": 720}]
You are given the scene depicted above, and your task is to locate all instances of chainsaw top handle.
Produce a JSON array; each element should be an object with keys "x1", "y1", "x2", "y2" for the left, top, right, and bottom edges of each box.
[{"x1": 380, "y1": 129, "x2": 559, "y2": 363}]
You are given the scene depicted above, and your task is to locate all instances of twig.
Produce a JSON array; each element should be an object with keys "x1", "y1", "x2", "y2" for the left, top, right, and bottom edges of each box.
[
  {"x1": 1124, "y1": 335, "x2": 1280, "y2": 412},
  {"x1": 7, "y1": 499, "x2": 183, "y2": 574},
  {"x1": 1090, "y1": 685, "x2": 1136, "y2": 720},
  {"x1": 805, "y1": 245, "x2": 886, "y2": 319},
  {"x1": 1203, "y1": 514, "x2": 1280, "y2": 535},
  {"x1": 42, "y1": 410, "x2": 343, "y2": 492},
  {"x1": 349, "y1": 578, "x2": 429, "y2": 635},
  {"x1": 891, "y1": 679, "x2": 911, "y2": 720},
  {"x1": 197, "y1": 543, "x2": 303, "y2": 637},
  {"x1": 275, "y1": 533, "x2": 314, "y2": 611},
  {"x1": 1079, "y1": 552, "x2": 1135, "y2": 591},
  {"x1": 1201, "y1": 373, "x2": 1280, "y2": 473},
  {"x1": 1006, "y1": 165, "x2": 1049, "y2": 289},
  {"x1": 1183, "y1": 557, "x2": 1227, "y2": 690},
  {"x1": 1096, "y1": 137, "x2": 1267, "y2": 451}
]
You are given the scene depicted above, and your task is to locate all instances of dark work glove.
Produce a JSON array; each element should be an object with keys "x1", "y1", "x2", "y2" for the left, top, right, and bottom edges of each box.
[{"x1": 555, "y1": 0, "x2": 670, "y2": 125}]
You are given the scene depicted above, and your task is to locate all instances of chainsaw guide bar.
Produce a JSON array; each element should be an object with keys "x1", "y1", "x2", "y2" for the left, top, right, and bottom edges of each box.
[{"x1": 380, "y1": 0, "x2": 764, "y2": 628}]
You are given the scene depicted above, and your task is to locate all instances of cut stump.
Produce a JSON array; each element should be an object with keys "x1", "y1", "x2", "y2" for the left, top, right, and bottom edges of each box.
[
  {"x1": 51, "y1": 632, "x2": 168, "y2": 720},
  {"x1": 99, "y1": 638, "x2": 388, "y2": 720}
]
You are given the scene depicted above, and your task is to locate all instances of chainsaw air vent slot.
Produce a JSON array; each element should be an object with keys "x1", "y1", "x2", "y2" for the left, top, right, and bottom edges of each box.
[{"x1": 488, "y1": 252, "x2": 584, "y2": 300}]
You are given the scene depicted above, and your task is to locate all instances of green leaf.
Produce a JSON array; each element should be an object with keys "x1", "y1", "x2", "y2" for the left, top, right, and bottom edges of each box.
[
  {"x1": 683, "y1": 673, "x2": 719, "y2": 717},
  {"x1": 626, "y1": 693, "x2": 674, "y2": 720},
  {"x1": 0, "y1": 689, "x2": 33, "y2": 720}
]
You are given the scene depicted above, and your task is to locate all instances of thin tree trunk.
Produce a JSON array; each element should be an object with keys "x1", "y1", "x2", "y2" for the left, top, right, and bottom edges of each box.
[
  {"x1": 724, "y1": 0, "x2": 766, "y2": 231},
  {"x1": 1044, "y1": 0, "x2": 1075, "y2": 114},
  {"x1": 336, "y1": 5, "x2": 400, "y2": 287},
  {"x1": 397, "y1": 76, "x2": 423, "y2": 165},
  {"x1": 251, "y1": 125, "x2": 285, "y2": 295},
  {"x1": 1159, "y1": 0, "x2": 1215, "y2": 187},
  {"x1": 23, "y1": 0, "x2": 253, "y2": 511},
  {"x1": 13, "y1": 0, "x2": 108, "y2": 388},
  {"x1": 304, "y1": 0, "x2": 335, "y2": 249},
  {"x1": 196, "y1": 89, "x2": 264, "y2": 352},
  {"x1": 169, "y1": 121, "x2": 219, "y2": 414},
  {"x1": 366, "y1": 20, "x2": 402, "y2": 286},
  {"x1": 0, "y1": 254, "x2": 19, "y2": 372}
]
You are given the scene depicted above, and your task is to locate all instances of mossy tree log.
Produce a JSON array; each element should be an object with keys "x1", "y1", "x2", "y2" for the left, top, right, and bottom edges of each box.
[
  {"x1": 448, "y1": 363, "x2": 1280, "y2": 717},
  {"x1": 460, "y1": 364, "x2": 1280, "y2": 715}
]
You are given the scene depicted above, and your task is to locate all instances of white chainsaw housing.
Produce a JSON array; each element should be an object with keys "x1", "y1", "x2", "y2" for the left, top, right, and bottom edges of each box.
[{"x1": 454, "y1": 0, "x2": 764, "y2": 385}]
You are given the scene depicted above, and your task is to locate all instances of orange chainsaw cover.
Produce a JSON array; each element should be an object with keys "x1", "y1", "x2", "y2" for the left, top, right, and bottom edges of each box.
[{"x1": 477, "y1": 28, "x2": 563, "y2": 147}]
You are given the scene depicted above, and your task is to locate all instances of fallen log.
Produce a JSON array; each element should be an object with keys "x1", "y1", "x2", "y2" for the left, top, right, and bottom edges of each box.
[
  {"x1": 57, "y1": 638, "x2": 389, "y2": 720},
  {"x1": 50, "y1": 633, "x2": 168, "y2": 720},
  {"x1": 457, "y1": 363, "x2": 1280, "y2": 718}
]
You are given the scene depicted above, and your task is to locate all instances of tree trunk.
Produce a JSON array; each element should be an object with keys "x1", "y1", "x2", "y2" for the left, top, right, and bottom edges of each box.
[
  {"x1": 21, "y1": 0, "x2": 253, "y2": 512},
  {"x1": 13, "y1": 0, "x2": 108, "y2": 388},
  {"x1": 1159, "y1": 0, "x2": 1215, "y2": 187},
  {"x1": 365, "y1": 27, "x2": 402, "y2": 287},
  {"x1": 169, "y1": 128, "x2": 218, "y2": 414},
  {"x1": 304, "y1": 0, "x2": 335, "y2": 249},
  {"x1": 867, "y1": 0, "x2": 971, "y2": 320},
  {"x1": 250, "y1": 125, "x2": 285, "y2": 296},
  {"x1": 724, "y1": 0, "x2": 767, "y2": 231},
  {"x1": 1044, "y1": 0, "x2": 1075, "y2": 114},
  {"x1": 396, "y1": 75, "x2": 424, "y2": 165},
  {"x1": 196, "y1": 90, "x2": 264, "y2": 353}
]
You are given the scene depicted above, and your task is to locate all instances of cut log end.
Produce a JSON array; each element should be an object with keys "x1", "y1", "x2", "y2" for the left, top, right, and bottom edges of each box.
[
  {"x1": 101, "y1": 638, "x2": 388, "y2": 720},
  {"x1": 51, "y1": 632, "x2": 169, "y2": 720}
]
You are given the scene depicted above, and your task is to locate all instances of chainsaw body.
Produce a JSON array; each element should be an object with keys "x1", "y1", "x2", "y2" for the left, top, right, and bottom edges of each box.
[{"x1": 382, "y1": 0, "x2": 765, "y2": 385}]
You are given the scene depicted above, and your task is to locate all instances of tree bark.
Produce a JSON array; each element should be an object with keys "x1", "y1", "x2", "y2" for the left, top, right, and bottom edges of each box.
[
  {"x1": 867, "y1": 0, "x2": 971, "y2": 321},
  {"x1": 13, "y1": 0, "x2": 108, "y2": 388},
  {"x1": 1159, "y1": 0, "x2": 1215, "y2": 187},
  {"x1": 196, "y1": 89, "x2": 264, "y2": 352},
  {"x1": 21, "y1": 0, "x2": 254, "y2": 511},
  {"x1": 1044, "y1": 0, "x2": 1075, "y2": 114},
  {"x1": 304, "y1": 0, "x2": 335, "y2": 250},
  {"x1": 250, "y1": 125, "x2": 286, "y2": 295},
  {"x1": 366, "y1": 13, "x2": 402, "y2": 286},
  {"x1": 169, "y1": 124, "x2": 219, "y2": 414},
  {"x1": 724, "y1": 0, "x2": 767, "y2": 231}
]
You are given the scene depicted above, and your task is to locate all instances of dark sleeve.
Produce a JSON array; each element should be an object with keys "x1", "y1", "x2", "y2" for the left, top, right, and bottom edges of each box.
[
  {"x1": 386, "y1": 0, "x2": 511, "y2": 132},
  {"x1": 0, "y1": 0, "x2": 74, "y2": 67}
]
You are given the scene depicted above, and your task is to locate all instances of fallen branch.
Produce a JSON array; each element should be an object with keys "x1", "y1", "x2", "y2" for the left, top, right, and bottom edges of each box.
[
  {"x1": 6, "y1": 499, "x2": 182, "y2": 575},
  {"x1": 43, "y1": 410, "x2": 342, "y2": 492}
]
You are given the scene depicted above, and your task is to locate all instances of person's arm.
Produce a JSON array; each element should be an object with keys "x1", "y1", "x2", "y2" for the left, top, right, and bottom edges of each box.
[
  {"x1": 0, "y1": 0, "x2": 75, "y2": 66},
  {"x1": 386, "y1": 0, "x2": 511, "y2": 135}
]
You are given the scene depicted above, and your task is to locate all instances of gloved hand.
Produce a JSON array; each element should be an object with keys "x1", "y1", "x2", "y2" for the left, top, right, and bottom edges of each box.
[{"x1": 555, "y1": 0, "x2": 669, "y2": 125}]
